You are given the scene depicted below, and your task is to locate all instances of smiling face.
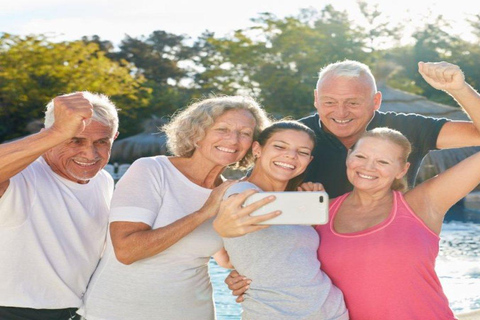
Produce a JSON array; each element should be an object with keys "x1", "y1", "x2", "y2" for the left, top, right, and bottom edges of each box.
[
  {"x1": 314, "y1": 74, "x2": 381, "y2": 148},
  {"x1": 43, "y1": 121, "x2": 117, "y2": 184},
  {"x1": 346, "y1": 136, "x2": 409, "y2": 193},
  {"x1": 251, "y1": 129, "x2": 314, "y2": 189},
  {"x1": 194, "y1": 109, "x2": 257, "y2": 167}
]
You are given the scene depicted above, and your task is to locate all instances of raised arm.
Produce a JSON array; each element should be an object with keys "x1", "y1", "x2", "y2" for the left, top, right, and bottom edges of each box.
[
  {"x1": 0, "y1": 92, "x2": 94, "y2": 196},
  {"x1": 418, "y1": 61, "x2": 480, "y2": 148},
  {"x1": 110, "y1": 180, "x2": 236, "y2": 265},
  {"x1": 406, "y1": 151, "x2": 480, "y2": 234}
]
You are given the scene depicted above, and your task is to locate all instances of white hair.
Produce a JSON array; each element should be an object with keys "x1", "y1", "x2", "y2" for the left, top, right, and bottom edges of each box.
[
  {"x1": 317, "y1": 59, "x2": 377, "y2": 95},
  {"x1": 44, "y1": 91, "x2": 119, "y2": 132}
]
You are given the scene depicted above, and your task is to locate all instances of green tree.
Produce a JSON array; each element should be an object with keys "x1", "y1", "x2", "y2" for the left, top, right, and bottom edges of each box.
[
  {"x1": 193, "y1": 6, "x2": 369, "y2": 118},
  {"x1": 0, "y1": 33, "x2": 148, "y2": 142},
  {"x1": 255, "y1": 6, "x2": 368, "y2": 117},
  {"x1": 114, "y1": 31, "x2": 196, "y2": 118}
]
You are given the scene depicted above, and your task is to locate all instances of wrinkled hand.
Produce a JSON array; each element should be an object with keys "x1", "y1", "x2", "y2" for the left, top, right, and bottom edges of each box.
[
  {"x1": 51, "y1": 92, "x2": 95, "y2": 138},
  {"x1": 418, "y1": 61, "x2": 466, "y2": 92},
  {"x1": 213, "y1": 188, "x2": 279, "y2": 237},
  {"x1": 225, "y1": 270, "x2": 251, "y2": 303},
  {"x1": 199, "y1": 180, "x2": 237, "y2": 219},
  {"x1": 297, "y1": 182, "x2": 325, "y2": 191}
]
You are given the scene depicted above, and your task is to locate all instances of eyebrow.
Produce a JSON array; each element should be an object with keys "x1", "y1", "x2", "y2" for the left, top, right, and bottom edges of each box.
[{"x1": 71, "y1": 137, "x2": 111, "y2": 142}]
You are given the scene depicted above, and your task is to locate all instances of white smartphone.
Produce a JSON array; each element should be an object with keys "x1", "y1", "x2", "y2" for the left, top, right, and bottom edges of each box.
[{"x1": 244, "y1": 191, "x2": 329, "y2": 225}]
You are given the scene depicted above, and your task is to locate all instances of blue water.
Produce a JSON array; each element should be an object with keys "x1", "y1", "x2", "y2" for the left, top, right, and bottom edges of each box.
[{"x1": 209, "y1": 206, "x2": 480, "y2": 319}]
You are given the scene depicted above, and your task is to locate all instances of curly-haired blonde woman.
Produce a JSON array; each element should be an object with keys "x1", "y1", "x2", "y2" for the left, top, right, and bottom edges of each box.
[{"x1": 77, "y1": 96, "x2": 270, "y2": 320}]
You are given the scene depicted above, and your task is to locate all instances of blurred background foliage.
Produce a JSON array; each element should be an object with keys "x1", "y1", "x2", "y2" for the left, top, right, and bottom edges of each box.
[{"x1": 2, "y1": 2, "x2": 480, "y2": 142}]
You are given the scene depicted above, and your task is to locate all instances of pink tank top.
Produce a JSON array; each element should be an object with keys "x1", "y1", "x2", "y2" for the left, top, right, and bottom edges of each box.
[{"x1": 316, "y1": 191, "x2": 456, "y2": 320}]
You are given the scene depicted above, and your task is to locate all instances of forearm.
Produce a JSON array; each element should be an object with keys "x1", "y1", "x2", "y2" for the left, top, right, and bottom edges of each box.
[
  {"x1": 0, "y1": 129, "x2": 66, "y2": 183},
  {"x1": 448, "y1": 83, "x2": 480, "y2": 131},
  {"x1": 213, "y1": 248, "x2": 234, "y2": 269},
  {"x1": 410, "y1": 150, "x2": 480, "y2": 229},
  {"x1": 111, "y1": 209, "x2": 212, "y2": 264}
]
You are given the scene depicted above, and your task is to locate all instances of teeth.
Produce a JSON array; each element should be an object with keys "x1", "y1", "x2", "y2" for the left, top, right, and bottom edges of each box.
[
  {"x1": 358, "y1": 173, "x2": 375, "y2": 180},
  {"x1": 73, "y1": 160, "x2": 97, "y2": 167},
  {"x1": 216, "y1": 146, "x2": 236, "y2": 153},
  {"x1": 333, "y1": 119, "x2": 352, "y2": 124},
  {"x1": 274, "y1": 161, "x2": 295, "y2": 169}
]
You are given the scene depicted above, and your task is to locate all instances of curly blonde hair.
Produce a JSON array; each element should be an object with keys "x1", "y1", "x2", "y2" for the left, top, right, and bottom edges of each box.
[{"x1": 163, "y1": 95, "x2": 271, "y2": 170}]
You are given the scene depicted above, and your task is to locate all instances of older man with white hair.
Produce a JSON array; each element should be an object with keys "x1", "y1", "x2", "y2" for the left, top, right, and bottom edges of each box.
[{"x1": 0, "y1": 92, "x2": 119, "y2": 320}]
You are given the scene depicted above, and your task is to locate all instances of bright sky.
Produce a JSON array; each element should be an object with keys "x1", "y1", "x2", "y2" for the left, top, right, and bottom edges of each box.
[{"x1": 1, "y1": 0, "x2": 479, "y2": 46}]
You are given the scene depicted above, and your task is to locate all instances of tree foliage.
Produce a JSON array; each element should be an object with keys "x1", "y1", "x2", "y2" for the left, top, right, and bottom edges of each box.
[
  {"x1": 3, "y1": 3, "x2": 480, "y2": 142},
  {"x1": 0, "y1": 33, "x2": 148, "y2": 142}
]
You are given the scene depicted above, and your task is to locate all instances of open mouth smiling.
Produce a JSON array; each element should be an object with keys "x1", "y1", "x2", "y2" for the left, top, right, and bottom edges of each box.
[
  {"x1": 332, "y1": 118, "x2": 353, "y2": 124},
  {"x1": 216, "y1": 146, "x2": 237, "y2": 153},
  {"x1": 73, "y1": 159, "x2": 100, "y2": 167},
  {"x1": 273, "y1": 161, "x2": 296, "y2": 170},
  {"x1": 358, "y1": 172, "x2": 376, "y2": 180}
]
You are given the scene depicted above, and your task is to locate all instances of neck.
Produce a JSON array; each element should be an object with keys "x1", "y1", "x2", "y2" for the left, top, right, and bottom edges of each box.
[
  {"x1": 349, "y1": 188, "x2": 393, "y2": 207},
  {"x1": 247, "y1": 167, "x2": 288, "y2": 191},
  {"x1": 171, "y1": 156, "x2": 225, "y2": 189},
  {"x1": 338, "y1": 136, "x2": 358, "y2": 149}
]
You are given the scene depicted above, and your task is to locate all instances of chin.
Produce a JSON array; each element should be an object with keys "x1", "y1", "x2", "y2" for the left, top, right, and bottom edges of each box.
[{"x1": 67, "y1": 169, "x2": 101, "y2": 182}]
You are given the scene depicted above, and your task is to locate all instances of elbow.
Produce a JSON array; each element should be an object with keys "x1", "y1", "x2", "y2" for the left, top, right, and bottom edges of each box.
[{"x1": 112, "y1": 246, "x2": 136, "y2": 265}]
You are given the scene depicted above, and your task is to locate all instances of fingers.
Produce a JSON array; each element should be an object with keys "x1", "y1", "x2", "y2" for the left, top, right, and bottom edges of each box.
[
  {"x1": 228, "y1": 277, "x2": 251, "y2": 291},
  {"x1": 223, "y1": 189, "x2": 276, "y2": 219},
  {"x1": 297, "y1": 182, "x2": 325, "y2": 191},
  {"x1": 232, "y1": 286, "x2": 249, "y2": 298},
  {"x1": 246, "y1": 211, "x2": 280, "y2": 225},
  {"x1": 213, "y1": 189, "x2": 279, "y2": 237},
  {"x1": 227, "y1": 189, "x2": 260, "y2": 210},
  {"x1": 241, "y1": 191, "x2": 276, "y2": 214},
  {"x1": 200, "y1": 180, "x2": 239, "y2": 219},
  {"x1": 213, "y1": 180, "x2": 238, "y2": 197},
  {"x1": 53, "y1": 92, "x2": 94, "y2": 120},
  {"x1": 225, "y1": 270, "x2": 250, "y2": 290},
  {"x1": 225, "y1": 270, "x2": 240, "y2": 281},
  {"x1": 224, "y1": 270, "x2": 251, "y2": 300},
  {"x1": 418, "y1": 61, "x2": 465, "y2": 90},
  {"x1": 51, "y1": 92, "x2": 95, "y2": 137}
]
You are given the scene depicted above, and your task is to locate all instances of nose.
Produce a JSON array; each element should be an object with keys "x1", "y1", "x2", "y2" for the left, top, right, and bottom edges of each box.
[
  {"x1": 225, "y1": 131, "x2": 240, "y2": 143},
  {"x1": 364, "y1": 159, "x2": 375, "y2": 170},
  {"x1": 80, "y1": 144, "x2": 99, "y2": 159},
  {"x1": 284, "y1": 149, "x2": 298, "y2": 159},
  {"x1": 336, "y1": 104, "x2": 348, "y2": 117}
]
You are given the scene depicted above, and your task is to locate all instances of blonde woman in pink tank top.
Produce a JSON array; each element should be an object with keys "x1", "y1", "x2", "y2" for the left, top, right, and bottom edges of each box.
[{"x1": 315, "y1": 127, "x2": 480, "y2": 319}]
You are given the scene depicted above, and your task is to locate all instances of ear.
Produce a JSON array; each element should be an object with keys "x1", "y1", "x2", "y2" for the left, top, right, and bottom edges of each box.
[
  {"x1": 373, "y1": 91, "x2": 382, "y2": 111},
  {"x1": 113, "y1": 131, "x2": 119, "y2": 140},
  {"x1": 313, "y1": 89, "x2": 319, "y2": 109},
  {"x1": 252, "y1": 141, "x2": 261, "y2": 158},
  {"x1": 396, "y1": 162, "x2": 410, "y2": 180},
  {"x1": 346, "y1": 148, "x2": 353, "y2": 158}
]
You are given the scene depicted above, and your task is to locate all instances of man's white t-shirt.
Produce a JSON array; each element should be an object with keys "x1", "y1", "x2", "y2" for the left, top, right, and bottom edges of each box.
[{"x1": 0, "y1": 157, "x2": 114, "y2": 309}]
